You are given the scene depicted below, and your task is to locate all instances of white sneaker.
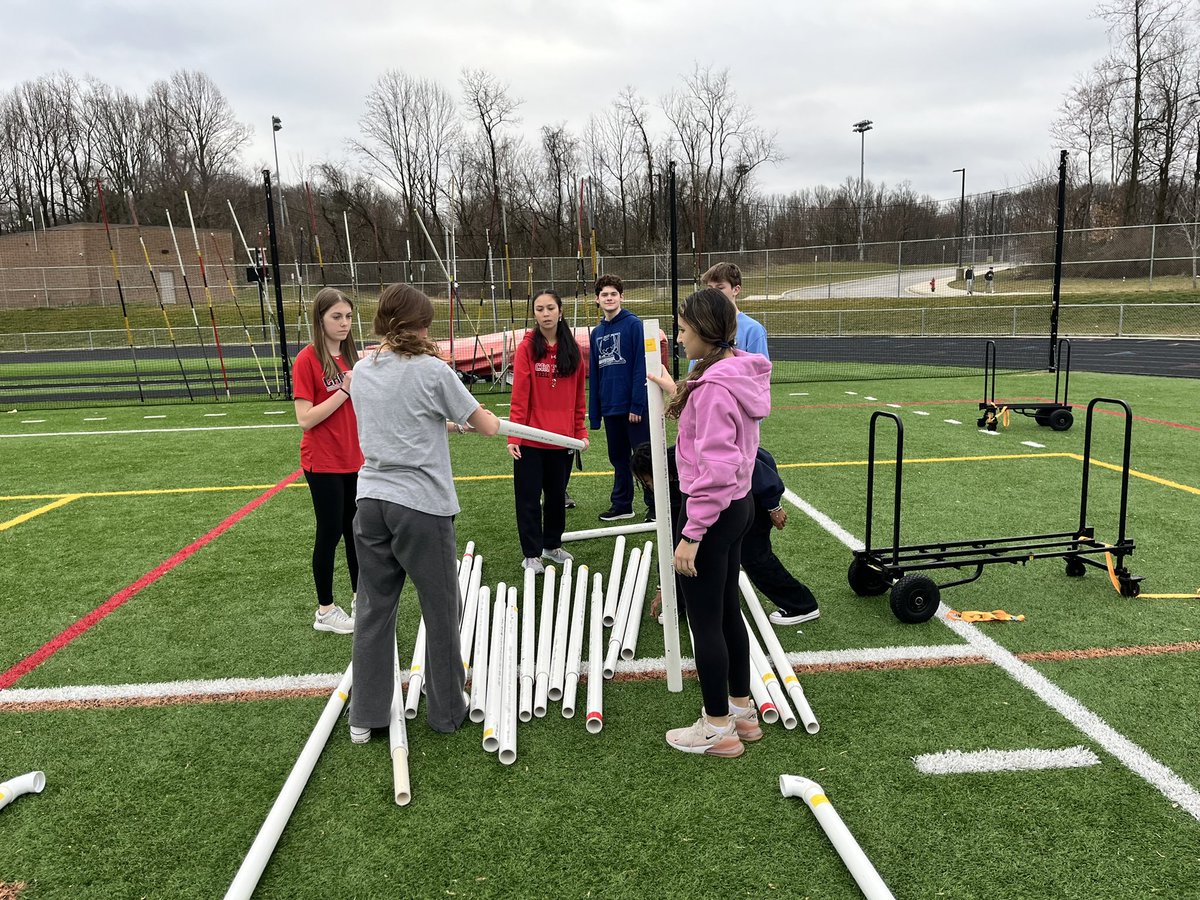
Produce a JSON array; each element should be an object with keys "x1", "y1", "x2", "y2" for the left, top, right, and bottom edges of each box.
[
  {"x1": 523, "y1": 557, "x2": 545, "y2": 574},
  {"x1": 314, "y1": 605, "x2": 355, "y2": 634},
  {"x1": 768, "y1": 608, "x2": 820, "y2": 626},
  {"x1": 541, "y1": 547, "x2": 573, "y2": 565}
]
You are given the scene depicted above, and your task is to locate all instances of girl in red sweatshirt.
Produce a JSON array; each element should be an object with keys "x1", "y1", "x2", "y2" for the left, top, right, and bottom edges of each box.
[{"x1": 508, "y1": 289, "x2": 589, "y2": 572}]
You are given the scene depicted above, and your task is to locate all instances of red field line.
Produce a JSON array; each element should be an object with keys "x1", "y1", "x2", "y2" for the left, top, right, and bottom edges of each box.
[{"x1": 0, "y1": 470, "x2": 303, "y2": 691}]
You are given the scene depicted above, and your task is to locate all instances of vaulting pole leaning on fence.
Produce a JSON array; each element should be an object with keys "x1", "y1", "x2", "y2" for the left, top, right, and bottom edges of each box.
[
  {"x1": 183, "y1": 191, "x2": 230, "y2": 397},
  {"x1": 209, "y1": 231, "x2": 273, "y2": 397},
  {"x1": 166, "y1": 207, "x2": 220, "y2": 399},
  {"x1": 228, "y1": 199, "x2": 280, "y2": 392},
  {"x1": 95, "y1": 179, "x2": 145, "y2": 402},
  {"x1": 127, "y1": 192, "x2": 193, "y2": 401}
]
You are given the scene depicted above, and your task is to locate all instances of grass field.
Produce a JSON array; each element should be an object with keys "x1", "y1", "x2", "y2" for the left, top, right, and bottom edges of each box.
[{"x1": 1, "y1": 370, "x2": 1199, "y2": 898}]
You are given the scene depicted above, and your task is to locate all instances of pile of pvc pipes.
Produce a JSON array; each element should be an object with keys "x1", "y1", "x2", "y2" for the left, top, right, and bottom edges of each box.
[{"x1": 400, "y1": 537, "x2": 658, "y2": 765}]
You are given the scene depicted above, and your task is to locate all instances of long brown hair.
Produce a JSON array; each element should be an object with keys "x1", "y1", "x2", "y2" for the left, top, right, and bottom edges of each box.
[
  {"x1": 530, "y1": 289, "x2": 581, "y2": 376},
  {"x1": 311, "y1": 287, "x2": 358, "y2": 381},
  {"x1": 372, "y1": 283, "x2": 441, "y2": 359},
  {"x1": 665, "y1": 287, "x2": 737, "y2": 419}
]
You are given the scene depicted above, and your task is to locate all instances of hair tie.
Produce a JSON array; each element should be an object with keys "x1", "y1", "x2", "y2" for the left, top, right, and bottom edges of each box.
[{"x1": 716, "y1": 340, "x2": 733, "y2": 350}]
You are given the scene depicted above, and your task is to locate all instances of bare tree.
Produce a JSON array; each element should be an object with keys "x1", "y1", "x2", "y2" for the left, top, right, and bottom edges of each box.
[
  {"x1": 164, "y1": 70, "x2": 250, "y2": 218},
  {"x1": 661, "y1": 64, "x2": 778, "y2": 252},
  {"x1": 459, "y1": 68, "x2": 522, "y2": 232}
]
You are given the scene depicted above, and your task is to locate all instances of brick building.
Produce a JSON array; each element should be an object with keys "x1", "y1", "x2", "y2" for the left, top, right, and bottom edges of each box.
[{"x1": 0, "y1": 224, "x2": 238, "y2": 308}]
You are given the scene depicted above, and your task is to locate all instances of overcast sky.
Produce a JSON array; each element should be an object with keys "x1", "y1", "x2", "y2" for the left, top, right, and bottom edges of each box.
[{"x1": 1, "y1": 0, "x2": 1113, "y2": 206}]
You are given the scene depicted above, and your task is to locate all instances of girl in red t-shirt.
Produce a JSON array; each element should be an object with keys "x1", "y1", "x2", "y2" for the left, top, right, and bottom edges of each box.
[
  {"x1": 508, "y1": 289, "x2": 589, "y2": 573},
  {"x1": 293, "y1": 287, "x2": 365, "y2": 634}
]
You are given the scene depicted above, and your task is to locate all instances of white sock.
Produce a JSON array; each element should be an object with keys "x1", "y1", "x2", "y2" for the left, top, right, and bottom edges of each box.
[{"x1": 729, "y1": 700, "x2": 752, "y2": 715}]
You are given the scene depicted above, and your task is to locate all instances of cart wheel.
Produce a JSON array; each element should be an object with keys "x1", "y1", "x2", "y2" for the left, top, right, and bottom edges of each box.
[
  {"x1": 889, "y1": 574, "x2": 941, "y2": 624},
  {"x1": 1034, "y1": 411, "x2": 1050, "y2": 426},
  {"x1": 1048, "y1": 409, "x2": 1073, "y2": 431},
  {"x1": 1065, "y1": 556, "x2": 1086, "y2": 577},
  {"x1": 848, "y1": 558, "x2": 889, "y2": 597},
  {"x1": 976, "y1": 416, "x2": 988, "y2": 428}
]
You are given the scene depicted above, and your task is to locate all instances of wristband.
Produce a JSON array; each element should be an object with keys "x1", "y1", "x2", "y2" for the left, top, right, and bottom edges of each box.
[
  {"x1": 681, "y1": 535, "x2": 700, "y2": 544},
  {"x1": 339, "y1": 386, "x2": 351, "y2": 397}
]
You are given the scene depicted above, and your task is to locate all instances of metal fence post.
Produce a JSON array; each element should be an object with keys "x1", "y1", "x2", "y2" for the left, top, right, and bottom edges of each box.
[
  {"x1": 1148, "y1": 223, "x2": 1156, "y2": 290},
  {"x1": 1118, "y1": 304, "x2": 1124, "y2": 336},
  {"x1": 764, "y1": 248, "x2": 770, "y2": 301},
  {"x1": 896, "y1": 241, "x2": 903, "y2": 297}
]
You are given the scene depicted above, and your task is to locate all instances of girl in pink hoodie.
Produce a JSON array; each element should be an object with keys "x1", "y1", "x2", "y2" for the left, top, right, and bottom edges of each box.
[{"x1": 649, "y1": 288, "x2": 773, "y2": 758}]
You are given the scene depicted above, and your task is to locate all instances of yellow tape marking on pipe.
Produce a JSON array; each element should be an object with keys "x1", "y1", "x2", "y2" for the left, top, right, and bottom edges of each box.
[
  {"x1": 644, "y1": 338, "x2": 658, "y2": 352},
  {"x1": 337, "y1": 691, "x2": 348, "y2": 702},
  {"x1": 0, "y1": 494, "x2": 80, "y2": 532},
  {"x1": 483, "y1": 728, "x2": 494, "y2": 739},
  {"x1": 784, "y1": 675, "x2": 798, "y2": 685},
  {"x1": 810, "y1": 793, "x2": 829, "y2": 807},
  {"x1": 761, "y1": 672, "x2": 776, "y2": 683}
]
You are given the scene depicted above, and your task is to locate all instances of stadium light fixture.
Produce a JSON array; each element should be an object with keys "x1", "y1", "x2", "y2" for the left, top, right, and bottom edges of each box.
[{"x1": 852, "y1": 120, "x2": 873, "y2": 261}]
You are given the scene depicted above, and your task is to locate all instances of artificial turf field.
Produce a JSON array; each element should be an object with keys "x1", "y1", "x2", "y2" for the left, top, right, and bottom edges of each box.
[{"x1": 1, "y1": 368, "x2": 1198, "y2": 898}]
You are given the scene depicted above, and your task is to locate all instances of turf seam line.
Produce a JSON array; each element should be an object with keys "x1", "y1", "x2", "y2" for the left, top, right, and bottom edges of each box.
[{"x1": 0, "y1": 469, "x2": 303, "y2": 691}]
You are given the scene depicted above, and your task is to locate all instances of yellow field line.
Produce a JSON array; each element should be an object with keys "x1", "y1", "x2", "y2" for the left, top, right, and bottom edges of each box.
[
  {"x1": 1067, "y1": 454, "x2": 1200, "y2": 497},
  {"x1": 0, "y1": 495, "x2": 81, "y2": 532},
  {"x1": 777, "y1": 452, "x2": 1072, "y2": 469},
  {"x1": 4, "y1": 451, "x2": 1195, "y2": 501}
]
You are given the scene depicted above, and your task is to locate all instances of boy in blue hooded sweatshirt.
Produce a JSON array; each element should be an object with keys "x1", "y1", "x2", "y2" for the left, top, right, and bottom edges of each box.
[{"x1": 588, "y1": 274, "x2": 653, "y2": 521}]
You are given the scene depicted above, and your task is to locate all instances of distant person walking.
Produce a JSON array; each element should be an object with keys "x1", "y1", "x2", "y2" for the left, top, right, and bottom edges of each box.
[
  {"x1": 985, "y1": 266, "x2": 995, "y2": 293},
  {"x1": 965, "y1": 266, "x2": 975, "y2": 295}
]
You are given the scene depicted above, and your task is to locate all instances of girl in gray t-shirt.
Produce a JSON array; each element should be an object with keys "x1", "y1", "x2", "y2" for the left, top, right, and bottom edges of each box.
[{"x1": 347, "y1": 284, "x2": 500, "y2": 739}]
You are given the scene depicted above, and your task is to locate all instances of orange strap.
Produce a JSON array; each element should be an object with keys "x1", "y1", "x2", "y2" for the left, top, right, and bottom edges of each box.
[{"x1": 946, "y1": 609, "x2": 1025, "y2": 623}]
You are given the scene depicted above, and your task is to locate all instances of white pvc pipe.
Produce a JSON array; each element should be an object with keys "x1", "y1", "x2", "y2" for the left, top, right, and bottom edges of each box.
[
  {"x1": 389, "y1": 645, "x2": 411, "y2": 807},
  {"x1": 518, "y1": 565, "x2": 536, "y2": 722},
  {"x1": 602, "y1": 534, "x2": 627, "y2": 626},
  {"x1": 459, "y1": 552, "x2": 484, "y2": 675},
  {"x1": 224, "y1": 664, "x2": 352, "y2": 900},
  {"x1": 604, "y1": 545, "x2": 642, "y2": 679},
  {"x1": 745, "y1": 643, "x2": 778, "y2": 725},
  {"x1": 561, "y1": 566, "x2": 591, "y2": 718},
  {"x1": 743, "y1": 611, "x2": 796, "y2": 729},
  {"x1": 562, "y1": 521, "x2": 655, "y2": 544},
  {"x1": 468, "y1": 586, "x2": 491, "y2": 724},
  {"x1": 585, "y1": 577, "x2": 604, "y2": 733},
  {"x1": 643, "y1": 318, "x2": 683, "y2": 692},
  {"x1": 619, "y1": 542, "x2": 654, "y2": 660},
  {"x1": 403, "y1": 618, "x2": 426, "y2": 720},
  {"x1": 533, "y1": 565, "x2": 556, "y2": 717},
  {"x1": 548, "y1": 560, "x2": 574, "y2": 702},
  {"x1": 779, "y1": 775, "x2": 895, "y2": 900},
  {"x1": 0, "y1": 770, "x2": 45, "y2": 811},
  {"x1": 496, "y1": 418, "x2": 585, "y2": 451},
  {"x1": 457, "y1": 541, "x2": 475, "y2": 601},
  {"x1": 498, "y1": 588, "x2": 520, "y2": 765},
  {"x1": 740, "y1": 572, "x2": 820, "y2": 734},
  {"x1": 482, "y1": 591, "x2": 506, "y2": 753}
]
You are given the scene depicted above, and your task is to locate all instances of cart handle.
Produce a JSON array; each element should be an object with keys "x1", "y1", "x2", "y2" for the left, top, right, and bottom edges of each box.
[
  {"x1": 1079, "y1": 397, "x2": 1133, "y2": 557},
  {"x1": 866, "y1": 410, "x2": 903, "y2": 563}
]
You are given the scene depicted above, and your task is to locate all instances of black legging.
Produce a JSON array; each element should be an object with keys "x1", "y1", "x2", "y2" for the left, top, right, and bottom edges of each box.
[
  {"x1": 303, "y1": 470, "x2": 359, "y2": 606},
  {"x1": 676, "y1": 492, "x2": 753, "y2": 718},
  {"x1": 513, "y1": 446, "x2": 573, "y2": 558}
]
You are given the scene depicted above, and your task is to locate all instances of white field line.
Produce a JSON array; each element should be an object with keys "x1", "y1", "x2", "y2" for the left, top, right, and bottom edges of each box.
[
  {"x1": 83, "y1": 417, "x2": 107, "y2": 421},
  {"x1": 863, "y1": 396, "x2": 877, "y2": 401},
  {"x1": 0, "y1": 424, "x2": 299, "y2": 439},
  {"x1": 0, "y1": 644, "x2": 980, "y2": 708},
  {"x1": 263, "y1": 410, "x2": 287, "y2": 415},
  {"x1": 913, "y1": 411, "x2": 930, "y2": 416},
  {"x1": 789, "y1": 392, "x2": 809, "y2": 397},
  {"x1": 914, "y1": 746, "x2": 1101, "y2": 775},
  {"x1": 782, "y1": 483, "x2": 1200, "y2": 822},
  {"x1": 886, "y1": 403, "x2": 902, "y2": 408},
  {"x1": 203, "y1": 413, "x2": 227, "y2": 418},
  {"x1": 944, "y1": 419, "x2": 962, "y2": 425},
  {"x1": 1022, "y1": 441, "x2": 1046, "y2": 448}
]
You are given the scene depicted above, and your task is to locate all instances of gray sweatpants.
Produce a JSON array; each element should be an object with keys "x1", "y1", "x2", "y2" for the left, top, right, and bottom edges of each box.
[{"x1": 350, "y1": 498, "x2": 467, "y2": 734}]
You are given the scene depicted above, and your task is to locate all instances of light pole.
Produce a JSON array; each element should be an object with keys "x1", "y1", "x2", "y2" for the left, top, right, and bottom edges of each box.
[
  {"x1": 953, "y1": 167, "x2": 966, "y2": 271},
  {"x1": 271, "y1": 116, "x2": 287, "y2": 235},
  {"x1": 852, "y1": 120, "x2": 873, "y2": 262},
  {"x1": 26, "y1": 214, "x2": 37, "y2": 251}
]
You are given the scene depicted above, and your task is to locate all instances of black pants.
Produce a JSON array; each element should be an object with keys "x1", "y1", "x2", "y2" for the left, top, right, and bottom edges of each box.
[
  {"x1": 742, "y1": 507, "x2": 818, "y2": 614},
  {"x1": 603, "y1": 414, "x2": 653, "y2": 513},
  {"x1": 513, "y1": 447, "x2": 573, "y2": 558},
  {"x1": 677, "y1": 492, "x2": 753, "y2": 718},
  {"x1": 303, "y1": 469, "x2": 359, "y2": 606}
]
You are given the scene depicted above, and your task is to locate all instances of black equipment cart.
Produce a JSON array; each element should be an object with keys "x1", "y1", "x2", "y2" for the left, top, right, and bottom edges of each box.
[
  {"x1": 978, "y1": 338, "x2": 1073, "y2": 432},
  {"x1": 850, "y1": 397, "x2": 1141, "y2": 624}
]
